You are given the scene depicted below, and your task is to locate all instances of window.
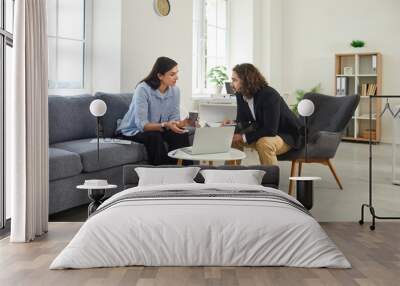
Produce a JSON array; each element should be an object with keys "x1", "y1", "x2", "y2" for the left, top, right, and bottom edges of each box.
[
  {"x1": 47, "y1": 0, "x2": 91, "y2": 93},
  {"x1": 193, "y1": 0, "x2": 229, "y2": 95},
  {"x1": 1, "y1": 0, "x2": 14, "y2": 229}
]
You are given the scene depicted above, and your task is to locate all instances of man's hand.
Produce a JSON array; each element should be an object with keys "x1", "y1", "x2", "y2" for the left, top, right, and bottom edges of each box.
[
  {"x1": 166, "y1": 121, "x2": 186, "y2": 134},
  {"x1": 232, "y1": 133, "x2": 243, "y2": 144}
]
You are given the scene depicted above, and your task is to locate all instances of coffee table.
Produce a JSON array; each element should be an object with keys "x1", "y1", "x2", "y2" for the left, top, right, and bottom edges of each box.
[{"x1": 168, "y1": 148, "x2": 246, "y2": 166}]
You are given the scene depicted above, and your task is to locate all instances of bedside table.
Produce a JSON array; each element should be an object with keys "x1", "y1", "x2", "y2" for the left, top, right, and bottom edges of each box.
[
  {"x1": 289, "y1": 177, "x2": 321, "y2": 210},
  {"x1": 77, "y1": 183, "x2": 117, "y2": 217}
]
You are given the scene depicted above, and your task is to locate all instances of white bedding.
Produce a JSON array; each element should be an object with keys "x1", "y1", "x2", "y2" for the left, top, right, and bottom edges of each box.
[{"x1": 50, "y1": 183, "x2": 351, "y2": 269}]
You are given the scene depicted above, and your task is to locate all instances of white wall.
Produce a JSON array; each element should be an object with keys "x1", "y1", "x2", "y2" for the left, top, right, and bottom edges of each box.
[
  {"x1": 121, "y1": 0, "x2": 193, "y2": 111},
  {"x1": 229, "y1": 0, "x2": 254, "y2": 66},
  {"x1": 256, "y1": 0, "x2": 284, "y2": 94},
  {"x1": 281, "y1": 0, "x2": 400, "y2": 142},
  {"x1": 91, "y1": 0, "x2": 122, "y2": 93},
  {"x1": 229, "y1": 0, "x2": 284, "y2": 95}
]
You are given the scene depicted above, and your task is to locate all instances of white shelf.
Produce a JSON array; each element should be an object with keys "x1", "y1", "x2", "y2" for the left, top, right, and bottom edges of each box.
[
  {"x1": 336, "y1": 74, "x2": 377, "y2": 77},
  {"x1": 358, "y1": 74, "x2": 377, "y2": 77},
  {"x1": 336, "y1": 52, "x2": 381, "y2": 142},
  {"x1": 336, "y1": 74, "x2": 355, "y2": 77},
  {"x1": 196, "y1": 98, "x2": 236, "y2": 106}
]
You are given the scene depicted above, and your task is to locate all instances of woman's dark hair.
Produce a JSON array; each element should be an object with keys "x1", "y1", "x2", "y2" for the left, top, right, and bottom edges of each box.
[
  {"x1": 232, "y1": 63, "x2": 268, "y2": 98},
  {"x1": 140, "y1": 57, "x2": 178, "y2": 89}
]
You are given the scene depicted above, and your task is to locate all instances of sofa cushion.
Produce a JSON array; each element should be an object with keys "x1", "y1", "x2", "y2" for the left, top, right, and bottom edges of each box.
[
  {"x1": 94, "y1": 92, "x2": 133, "y2": 138},
  {"x1": 49, "y1": 94, "x2": 97, "y2": 144},
  {"x1": 52, "y1": 138, "x2": 147, "y2": 172},
  {"x1": 49, "y1": 147, "x2": 83, "y2": 181}
]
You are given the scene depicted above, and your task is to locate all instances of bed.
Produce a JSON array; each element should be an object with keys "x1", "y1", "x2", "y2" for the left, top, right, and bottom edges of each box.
[{"x1": 50, "y1": 165, "x2": 350, "y2": 269}]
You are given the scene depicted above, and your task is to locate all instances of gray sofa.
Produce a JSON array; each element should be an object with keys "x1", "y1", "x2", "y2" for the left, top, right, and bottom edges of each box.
[{"x1": 49, "y1": 93, "x2": 147, "y2": 214}]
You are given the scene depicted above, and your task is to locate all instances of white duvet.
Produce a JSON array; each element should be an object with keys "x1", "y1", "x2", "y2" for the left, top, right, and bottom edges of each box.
[{"x1": 50, "y1": 183, "x2": 350, "y2": 269}]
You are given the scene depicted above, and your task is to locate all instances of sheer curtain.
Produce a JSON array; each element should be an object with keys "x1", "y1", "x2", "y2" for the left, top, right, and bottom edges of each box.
[{"x1": 8, "y1": 0, "x2": 49, "y2": 242}]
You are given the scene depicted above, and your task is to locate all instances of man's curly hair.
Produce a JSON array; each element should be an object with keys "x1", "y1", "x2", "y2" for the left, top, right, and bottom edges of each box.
[{"x1": 232, "y1": 63, "x2": 268, "y2": 98}]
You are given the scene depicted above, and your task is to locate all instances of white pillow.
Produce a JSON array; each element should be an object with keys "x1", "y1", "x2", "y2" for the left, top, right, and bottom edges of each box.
[
  {"x1": 200, "y1": 169, "x2": 266, "y2": 185},
  {"x1": 135, "y1": 167, "x2": 201, "y2": 186}
]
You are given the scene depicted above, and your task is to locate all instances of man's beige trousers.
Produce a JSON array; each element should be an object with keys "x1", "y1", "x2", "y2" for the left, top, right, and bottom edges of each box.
[{"x1": 232, "y1": 136, "x2": 291, "y2": 165}]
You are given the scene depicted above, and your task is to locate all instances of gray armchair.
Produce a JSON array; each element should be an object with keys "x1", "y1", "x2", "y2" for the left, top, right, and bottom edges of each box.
[{"x1": 278, "y1": 93, "x2": 360, "y2": 195}]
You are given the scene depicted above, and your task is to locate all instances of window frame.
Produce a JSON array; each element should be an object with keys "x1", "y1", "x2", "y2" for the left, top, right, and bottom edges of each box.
[
  {"x1": 47, "y1": 0, "x2": 92, "y2": 95},
  {"x1": 193, "y1": 0, "x2": 230, "y2": 97},
  {"x1": 0, "y1": 0, "x2": 14, "y2": 230}
]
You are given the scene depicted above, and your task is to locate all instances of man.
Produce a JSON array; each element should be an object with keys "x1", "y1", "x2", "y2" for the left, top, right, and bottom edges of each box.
[{"x1": 230, "y1": 63, "x2": 303, "y2": 165}]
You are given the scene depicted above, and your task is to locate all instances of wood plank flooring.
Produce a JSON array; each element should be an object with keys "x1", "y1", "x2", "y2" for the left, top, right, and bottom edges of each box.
[{"x1": 1, "y1": 222, "x2": 400, "y2": 286}]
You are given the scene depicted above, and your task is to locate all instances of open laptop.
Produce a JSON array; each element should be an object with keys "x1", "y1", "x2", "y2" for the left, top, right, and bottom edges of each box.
[
  {"x1": 225, "y1": 82, "x2": 235, "y2": 95},
  {"x1": 181, "y1": 126, "x2": 235, "y2": 155}
]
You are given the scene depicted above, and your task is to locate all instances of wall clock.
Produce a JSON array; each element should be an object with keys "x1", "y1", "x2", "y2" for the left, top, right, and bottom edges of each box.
[{"x1": 154, "y1": 0, "x2": 171, "y2": 16}]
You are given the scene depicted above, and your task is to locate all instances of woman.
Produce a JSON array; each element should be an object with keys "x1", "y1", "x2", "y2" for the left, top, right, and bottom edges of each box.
[
  {"x1": 230, "y1": 63, "x2": 303, "y2": 166},
  {"x1": 117, "y1": 57, "x2": 191, "y2": 165}
]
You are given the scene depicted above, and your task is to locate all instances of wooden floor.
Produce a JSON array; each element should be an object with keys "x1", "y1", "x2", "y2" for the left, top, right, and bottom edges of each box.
[{"x1": 0, "y1": 222, "x2": 400, "y2": 286}]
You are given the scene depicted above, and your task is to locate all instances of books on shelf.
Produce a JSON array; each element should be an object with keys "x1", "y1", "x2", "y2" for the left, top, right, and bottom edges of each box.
[
  {"x1": 360, "y1": 83, "x2": 377, "y2": 96},
  {"x1": 336, "y1": 76, "x2": 348, "y2": 96},
  {"x1": 372, "y1": 55, "x2": 377, "y2": 72}
]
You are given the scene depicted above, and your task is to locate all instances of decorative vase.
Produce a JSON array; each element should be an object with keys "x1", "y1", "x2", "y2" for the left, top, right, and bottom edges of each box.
[{"x1": 213, "y1": 85, "x2": 223, "y2": 97}]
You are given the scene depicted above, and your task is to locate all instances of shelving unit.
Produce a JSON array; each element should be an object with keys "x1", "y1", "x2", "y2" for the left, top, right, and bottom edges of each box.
[{"x1": 335, "y1": 52, "x2": 382, "y2": 143}]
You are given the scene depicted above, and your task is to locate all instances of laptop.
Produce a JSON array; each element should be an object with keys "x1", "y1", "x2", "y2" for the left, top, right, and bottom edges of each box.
[
  {"x1": 225, "y1": 82, "x2": 235, "y2": 95},
  {"x1": 181, "y1": 126, "x2": 235, "y2": 155}
]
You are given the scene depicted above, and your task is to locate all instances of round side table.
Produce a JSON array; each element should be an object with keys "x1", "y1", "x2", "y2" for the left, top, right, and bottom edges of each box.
[
  {"x1": 289, "y1": 177, "x2": 321, "y2": 210},
  {"x1": 77, "y1": 184, "x2": 117, "y2": 217}
]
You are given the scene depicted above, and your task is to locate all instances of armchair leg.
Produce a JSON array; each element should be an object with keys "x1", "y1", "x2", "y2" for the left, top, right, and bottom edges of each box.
[
  {"x1": 326, "y1": 159, "x2": 343, "y2": 190},
  {"x1": 289, "y1": 160, "x2": 297, "y2": 196},
  {"x1": 298, "y1": 162, "x2": 303, "y2": 176}
]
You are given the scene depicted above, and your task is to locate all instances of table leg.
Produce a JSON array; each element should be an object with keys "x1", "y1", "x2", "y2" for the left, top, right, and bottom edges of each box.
[
  {"x1": 208, "y1": 161, "x2": 214, "y2": 166},
  {"x1": 296, "y1": 181, "x2": 313, "y2": 210},
  {"x1": 177, "y1": 159, "x2": 183, "y2": 166},
  {"x1": 88, "y1": 189, "x2": 106, "y2": 216}
]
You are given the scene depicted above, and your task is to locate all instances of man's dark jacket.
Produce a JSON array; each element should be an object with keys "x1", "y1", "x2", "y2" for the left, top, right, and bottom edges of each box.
[{"x1": 235, "y1": 86, "x2": 303, "y2": 149}]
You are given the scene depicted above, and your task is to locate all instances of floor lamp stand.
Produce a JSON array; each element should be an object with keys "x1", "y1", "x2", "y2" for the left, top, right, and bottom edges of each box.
[{"x1": 291, "y1": 101, "x2": 320, "y2": 211}]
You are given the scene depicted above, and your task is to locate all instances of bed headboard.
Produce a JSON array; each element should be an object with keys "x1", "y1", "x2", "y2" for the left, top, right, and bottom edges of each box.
[{"x1": 122, "y1": 165, "x2": 280, "y2": 189}]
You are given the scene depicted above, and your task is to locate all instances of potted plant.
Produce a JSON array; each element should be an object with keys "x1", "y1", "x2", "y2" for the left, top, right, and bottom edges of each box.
[
  {"x1": 207, "y1": 66, "x2": 228, "y2": 96},
  {"x1": 291, "y1": 83, "x2": 322, "y2": 116},
  {"x1": 350, "y1": 40, "x2": 365, "y2": 48}
]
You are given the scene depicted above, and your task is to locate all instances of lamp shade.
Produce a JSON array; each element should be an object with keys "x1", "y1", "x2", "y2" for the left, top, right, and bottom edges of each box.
[
  {"x1": 89, "y1": 99, "x2": 107, "y2": 117},
  {"x1": 298, "y1": 99, "x2": 315, "y2": 117}
]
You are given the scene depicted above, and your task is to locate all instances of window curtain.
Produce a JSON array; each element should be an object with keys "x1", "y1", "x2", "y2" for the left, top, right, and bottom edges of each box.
[{"x1": 8, "y1": 0, "x2": 49, "y2": 242}]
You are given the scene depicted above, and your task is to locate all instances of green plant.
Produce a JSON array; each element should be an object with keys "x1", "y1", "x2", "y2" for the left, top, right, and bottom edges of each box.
[
  {"x1": 291, "y1": 83, "x2": 322, "y2": 115},
  {"x1": 351, "y1": 40, "x2": 365, "y2": 48},
  {"x1": 207, "y1": 66, "x2": 228, "y2": 86}
]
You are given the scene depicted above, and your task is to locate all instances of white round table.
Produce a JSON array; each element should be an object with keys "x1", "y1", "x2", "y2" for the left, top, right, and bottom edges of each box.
[
  {"x1": 168, "y1": 148, "x2": 246, "y2": 166},
  {"x1": 77, "y1": 184, "x2": 117, "y2": 216},
  {"x1": 289, "y1": 176, "x2": 321, "y2": 210}
]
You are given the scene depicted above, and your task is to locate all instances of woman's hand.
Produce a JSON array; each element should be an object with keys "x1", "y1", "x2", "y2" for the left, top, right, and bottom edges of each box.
[
  {"x1": 166, "y1": 121, "x2": 186, "y2": 134},
  {"x1": 175, "y1": 119, "x2": 190, "y2": 128}
]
